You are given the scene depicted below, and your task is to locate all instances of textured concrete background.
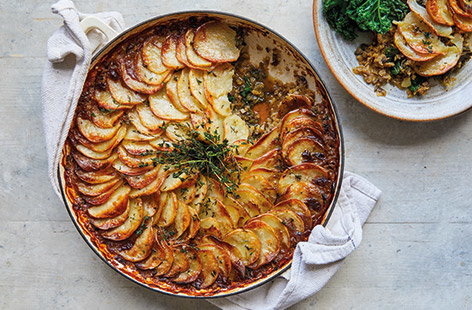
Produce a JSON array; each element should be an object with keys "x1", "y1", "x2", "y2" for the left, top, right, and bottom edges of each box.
[{"x1": 1, "y1": 0, "x2": 471, "y2": 309}]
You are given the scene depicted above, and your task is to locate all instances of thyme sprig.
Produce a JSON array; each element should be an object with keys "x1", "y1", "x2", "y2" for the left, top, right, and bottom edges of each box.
[{"x1": 153, "y1": 122, "x2": 242, "y2": 194}]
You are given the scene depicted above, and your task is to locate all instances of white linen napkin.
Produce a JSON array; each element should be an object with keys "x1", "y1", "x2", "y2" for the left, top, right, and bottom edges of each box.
[{"x1": 41, "y1": 2, "x2": 382, "y2": 309}]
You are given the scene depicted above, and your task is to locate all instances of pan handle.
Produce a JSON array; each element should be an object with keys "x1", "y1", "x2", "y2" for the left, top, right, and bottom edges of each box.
[{"x1": 80, "y1": 16, "x2": 119, "y2": 43}]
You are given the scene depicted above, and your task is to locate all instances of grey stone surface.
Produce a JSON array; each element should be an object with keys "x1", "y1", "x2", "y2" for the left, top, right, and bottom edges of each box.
[{"x1": 0, "y1": 0, "x2": 471, "y2": 309}]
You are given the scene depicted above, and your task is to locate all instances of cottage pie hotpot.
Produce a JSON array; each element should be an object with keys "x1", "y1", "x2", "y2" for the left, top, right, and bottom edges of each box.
[{"x1": 58, "y1": 11, "x2": 344, "y2": 298}]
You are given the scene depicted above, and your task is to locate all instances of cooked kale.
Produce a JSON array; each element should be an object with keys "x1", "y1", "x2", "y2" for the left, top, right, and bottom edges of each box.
[{"x1": 323, "y1": 0, "x2": 359, "y2": 40}]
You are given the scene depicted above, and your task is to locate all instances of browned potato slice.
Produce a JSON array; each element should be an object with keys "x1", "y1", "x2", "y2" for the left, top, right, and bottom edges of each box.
[
  {"x1": 91, "y1": 198, "x2": 131, "y2": 229},
  {"x1": 196, "y1": 249, "x2": 220, "y2": 288},
  {"x1": 245, "y1": 126, "x2": 280, "y2": 159},
  {"x1": 274, "y1": 199, "x2": 313, "y2": 230},
  {"x1": 206, "y1": 178, "x2": 225, "y2": 201},
  {"x1": 75, "y1": 166, "x2": 117, "y2": 184},
  {"x1": 135, "y1": 52, "x2": 171, "y2": 86},
  {"x1": 128, "y1": 109, "x2": 163, "y2": 135},
  {"x1": 162, "y1": 34, "x2": 185, "y2": 69},
  {"x1": 141, "y1": 36, "x2": 168, "y2": 74},
  {"x1": 102, "y1": 198, "x2": 144, "y2": 240},
  {"x1": 142, "y1": 194, "x2": 160, "y2": 218},
  {"x1": 201, "y1": 236, "x2": 245, "y2": 275},
  {"x1": 280, "y1": 108, "x2": 319, "y2": 135},
  {"x1": 448, "y1": 0, "x2": 472, "y2": 17},
  {"x1": 89, "y1": 103, "x2": 124, "y2": 128},
  {"x1": 194, "y1": 21, "x2": 240, "y2": 62},
  {"x1": 222, "y1": 197, "x2": 251, "y2": 227},
  {"x1": 149, "y1": 88, "x2": 189, "y2": 121},
  {"x1": 87, "y1": 184, "x2": 130, "y2": 218},
  {"x1": 116, "y1": 146, "x2": 154, "y2": 168},
  {"x1": 245, "y1": 220, "x2": 280, "y2": 268},
  {"x1": 283, "y1": 126, "x2": 324, "y2": 147},
  {"x1": 415, "y1": 34, "x2": 464, "y2": 76},
  {"x1": 201, "y1": 200, "x2": 234, "y2": 236},
  {"x1": 107, "y1": 77, "x2": 147, "y2": 104},
  {"x1": 72, "y1": 150, "x2": 116, "y2": 172},
  {"x1": 75, "y1": 143, "x2": 114, "y2": 160},
  {"x1": 394, "y1": 31, "x2": 438, "y2": 61},
  {"x1": 203, "y1": 63, "x2": 234, "y2": 116},
  {"x1": 452, "y1": 12, "x2": 472, "y2": 31},
  {"x1": 149, "y1": 137, "x2": 173, "y2": 151},
  {"x1": 112, "y1": 159, "x2": 152, "y2": 176},
  {"x1": 165, "y1": 246, "x2": 190, "y2": 277},
  {"x1": 191, "y1": 175, "x2": 208, "y2": 207},
  {"x1": 94, "y1": 89, "x2": 134, "y2": 110},
  {"x1": 77, "y1": 117, "x2": 121, "y2": 143},
  {"x1": 166, "y1": 72, "x2": 190, "y2": 112},
  {"x1": 235, "y1": 183, "x2": 269, "y2": 216},
  {"x1": 157, "y1": 192, "x2": 178, "y2": 227},
  {"x1": 250, "y1": 149, "x2": 281, "y2": 171},
  {"x1": 135, "y1": 103, "x2": 167, "y2": 132},
  {"x1": 125, "y1": 166, "x2": 161, "y2": 189},
  {"x1": 284, "y1": 137, "x2": 325, "y2": 166},
  {"x1": 119, "y1": 221, "x2": 154, "y2": 262},
  {"x1": 136, "y1": 243, "x2": 166, "y2": 270},
  {"x1": 172, "y1": 201, "x2": 191, "y2": 239},
  {"x1": 120, "y1": 60, "x2": 163, "y2": 94},
  {"x1": 426, "y1": 0, "x2": 455, "y2": 25},
  {"x1": 161, "y1": 171, "x2": 193, "y2": 192},
  {"x1": 185, "y1": 29, "x2": 213, "y2": 67},
  {"x1": 234, "y1": 155, "x2": 253, "y2": 170},
  {"x1": 76, "y1": 177, "x2": 121, "y2": 197},
  {"x1": 175, "y1": 32, "x2": 195, "y2": 68},
  {"x1": 165, "y1": 121, "x2": 192, "y2": 141},
  {"x1": 205, "y1": 106, "x2": 226, "y2": 140},
  {"x1": 397, "y1": 12, "x2": 446, "y2": 55},
  {"x1": 121, "y1": 140, "x2": 155, "y2": 156},
  {"x1": 171, "y1": 248, "x2": 202, "y2": 283},
  {"x1": 241, "y1": 174, "x2": 277, "y2": 203},
  {"x1": 233, "y1": 139, "x2": 252, "y2": 156},
  {"x1": 279, "y1": 182, "x2": 324, "y2": 215},
  {"x1": 282, "y1": 117, "x2": 323, "y2": 144},
  {"x1": 154, "y1": 239, "x2": 175, "y2": 275},
  {"x1": 278, "y1": 163, "x2": 328, "y2": 195},
  {"x1": 124, "y1": 126, "x2": 156, "y2": 142},
  {"x1": 269, "y1": 208, "x2": 305, "y2": 239},
  {"x1": 408, "y1": 0, "x2": 453, "y2": 37},
  {"x1": 177, "y1": 68, "x2": 203, "y2": 112},
  {"x1": 178, "y1": 206, "x2": 200, "y2": 242},
  {"x1": 198, "y1": 243, "x2": 232, "y2": 279},
  {"x1": 249, "y1": 214, "x2": 290, "y2": 251},
  {"x1": 277, "y1": 95, "x2": 314, "y2": 117},
  {"x1": 189, "y1": 69, "x2": 209, "y2": 108},
  {"x1": 83, "y1": 181, "x2": 123, "y2": 205},
  {"x1": 223, "y1": 229, "x2": 261, "y2": 266},
  {"x1": 223, "y1": 114, "x2": 249, "y2": 143},
  {"x1": 199, "y1": 217, "x2": 223, "y2": 239},
  {"x1": 129, "y1": 166, "x2": 167, "y2": 198},
  {"x1": 85, "y1": 125, "x2": 127, "y2": 153}
]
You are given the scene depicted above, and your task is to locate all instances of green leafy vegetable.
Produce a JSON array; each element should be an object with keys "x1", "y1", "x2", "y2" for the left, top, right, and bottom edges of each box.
[
  {"x1": 323, "y1": 0, "x2": 359, "y2": 40},
  {"x1": 409, "y1": 76, "x2": 426, "y2": 93}
]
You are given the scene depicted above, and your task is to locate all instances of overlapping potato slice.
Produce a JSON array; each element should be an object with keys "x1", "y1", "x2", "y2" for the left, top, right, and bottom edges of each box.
[
  {"x1": 84, "y1": 181, "x2": 123, "y2": 205},
  {"x1": 196, "y1": 249, "x2": 219, "y2": 288},
  {"x1": 198, "y1": 243, "x2": 232, "y2": 279},
  {"x1": 203, "y1": 63, "x2": 234, "y2": 116},
  {"x1": 245, "y1": 126, "x2": 280, "y2": 159},
  {"x1": 426, "y1": 0, "x2": 455, "y2": 25},
  {"x1": 149, "y1": 88, "x2": 188, "y2": 121},
  {"x1": 241, "y1": 173, "x2": 277, "y2": 203},
  {"x1": 75, "y1": 125, "x2": 126, "y2": 154},
  {"x1": 394, "y1": 31, "x2": 438, "y2": 61},
  {"x1": 194, "y1": 21, "x2": 240, "y2": 62},
  {"x1": 178, "y1": 207, "x2": 200, "y2": 242},
  {"x1": 89, "y1": 103, "x2": 124, "y2": 128},
  {"x1": 279, "y1": 182, "x2": 324, "y2": 215},
  {"x1": 74, "y1": 142, "x2": 114, "y2": 160},
  {"x1": 280, "y1": 109, "x2": 322, "y2": 139},
  {"x1": 134, "y1": 103, "x2": 167, "y2": 133},
  {"x1": 200, "y1": 200, "x2": 234, "y2": 236},
  {"x1": 235, "y1": 183, "x2": 272, "y2": 216},
  {"x1": 222, "y1": 197, "x2": 251, "y2": 227},
  {"x1": 154, "y1": 239, "x2": 175, "y2": 275},
  {"x1": 172, "y1": 247, "x2": 202, "y2": 283},
  {"x1": 199, "y1": 217, "x2": 224, "y2": 238},
  {"x1": 120, "y1": 59, "x2": 163, "y2": 94},
  {"x1": 166, "y1": 72, "x2": 190, "y2": 112},
  {"x1": 112, "y1": 158, "x2": 152, "y2": 176},
  {"x1": 223, "y1": 114, "x2": 249, "y2": 143},
  {"x1": 76, "y1": 177, "x2": 121, "y2": 197},
  {"x1": 184, "y1": 29, "x2": 213, "y2": 68},
  {"x1": 448, "y1": 0, "x2": 472, "y2": 17},
  {"x1": 121, "y1": 140, "x2": 155, "y2": 156},
  {"x1": 129, "y1": 166, "x2": 167, "y2": 198},
  {"x1": 75, "y1": 166, "x2": 117, "y2": 184},
  {"x1": 94, "y1": 89, "x2": 134, "y2": 110},
  {"x1": 116, "y1": 146, "x2": 154, "y2": 168},
  {"x1": 284, "y1": 137, "x2": 325, "y2": 166},
  {"x1": 107, "y1": 78, "x2": 147, "y2": 104},
  {"x1": 277, "y1": 95, "x2": 314, "y2": 117},
  {"x1": 135, "y1": 52, "x2": 171, "y2": 86},
  {"x1": 156, "y1": 192, "x2": 178, "y2": 227},
  {"x1": 177, "y1": 68, "x2": 203, "y2": 112},
  {"x1": 136, "y1": 241, "x2": 168, "y2": 270},
  {"x1": 170, "y1": 201, "x2": 192, "y2": 240},
  {"x1": 102, "y1": 198, "x2": 144, "y2": 240},
  {"x1": 452, "y1": 12, "x2": 472, "y2": 31},
  {"x1": 119, "y1": 220, "x2": 154, "y2": 262},
  {"x1": 162, "y1": 34, "x2": 185, "y2": 69},
  {"x1": 124, "y1": 125, "x2": 156, "y2": 142},
  {"x1": 91, "y1": 198, "x2": 131, "y2": 229},
  {"x1": 223, "y1": 229, "x2": 261, "y2": 266},
  {"x1": 269, "y1": 208, "x2": 305, "y2": 239},
  {"x1": 77, "y1": 117, "x2": 121, "y2": 143},
  {"x1": 396, "y1": 12, "x2": 446, "y2": 55},
  {"x1": 72, "y1": 150, "x2": 116, "y2": 171},
  {"x1": 125, "y1": 165, "x2": 161, "y2": 189},
  {"x1": 188, "y1": 69, "x2": 209, "y2": 107},
  {"x1": 142, "y1": 36, "x2": 169, "y2": 74},
  {"x1": 87, "y1": 184, "x2": 130, "y2": 218},
  {"x1": 191, "y1": 175, "x2": 208, "y2": 207},
  {"x1": 408, "y1": 0, "x2": 453, "y2": 37},
  {"x1": 415, "y1": 34, "x2": 464, "y2": 76},
  {"x1": 160, "y1": 171, "x2": 193, "y2": 192},
  {"x1": 250, "y1": 149, "x2": 280, "y2": 171},
  {"x1": 274, "y1": 199, "x2": 313, "y2": 230},
  {"x1": 175, "y1": 182, "x2": 197, "y2": 204},
  {"x1": 249, "y1": 214, "x2": 290, "y2": 250},
  {"x1": 165, "y1": 246, "x2": 190, "y2": 277},
  {"x1": 245, "y1": 220, "x2": 280, "y2": 268},
  {"x1": 165, "y1": 121, "x2": 192, "y2": 141}
]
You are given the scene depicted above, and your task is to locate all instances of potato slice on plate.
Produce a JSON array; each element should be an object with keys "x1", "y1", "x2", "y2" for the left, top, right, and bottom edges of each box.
[
  {"x1": 149, "y1": 88, "x2": 189, "y2": 121},
  {"x1": 171, "y1": 247, "x2": 202, "y2": 283},
  {"x1": 249, "y1": 214, "x2": 291, "y2": 251},
  {"x1": 134, "y1": 104, "x2": 167, "y2": 133},
  {"x1": 119, "y1": 221, "x2": 154, "y2": 262},
  {"x1": 396, "y1": 12, "x2": 446, "y2": 55},
  {"x1": 135, "y1": 52, "x2": 171, "y2": 86},
  {"x1": 194, "y1": 21, "x2": 240, "y2": 62},
  {"x1": 223, "y1": 229, "x2": 261, "y2": 266},
  {"x1": 245, "y1": 126, "x2": 280, "y2": 159},
  {"x1": 162, "y1": 34, "x2": 185, "y2": 69},
  {"x1": 196, "y1": 249, "x2": 219, "y2": 288},
  {"x1": 223, "y1": 114, "x2": 249, "y2": 143},
  {"x1": 157, "y1": 192, "x2": 178, "y2": 227},
  {"x1": 87, "y1": 184, "x2": 130, "y2": 218},
  {"x1": 165, "y1": 247, "x2": 190, "y2": 277},
  {"x1": 89, "y1": 103, "x2": 124, "y2": 128},
  {"x1": 76, "y1": 177, "x2": 120, "y2": 197},
  {"x1": 141, "y1": 36, "x2": 168, "y2": 74},
  {"x1": 120, "y1": 60, "x2": 163, "y2": 94},
  {"x1": 102, "y1": 198, "x2": 144, "y2": 241},
  {"x1": 189, "y1": 69, "x2": 209, "y2": 107},
  {"x1": 77, "y1": 117, "x2": 121, "y2": 143},
  {"x1": 408, "y1": 0, "x2": 453, "y2": 37},
  {"x1": 72, "y1": 151, "x2": 116, "y2": 172},
  {"x1": 185, "y1": 29, "x2": 213, "y2": 68},
  {"x1": 178, "y1": 68, "x2": 203, "y2": 112},
  {"x1": 426, "y1": 0, "x2": 455, "y2": 25},
  {"x1": 75, "y1": 166, "x2": 117, "y2": 184},
  {"x1": 91, "y1": 199, "x2": 131, "y2": 229},
  {"x1": 166, "y1": 72, "x2": 190, "y2": 112},
  {"x1": 107, "y1": 77, "x2": 147, "y2": 104},
  {"x1": 245, "y1": 220, "x2": 280, "y2": 268},
  {"x1": 415, "y1": 34, "x2": 464, "y2": 76},
  {"x1": 394, "y1": 31, "x2": 438, "y2": 61}
]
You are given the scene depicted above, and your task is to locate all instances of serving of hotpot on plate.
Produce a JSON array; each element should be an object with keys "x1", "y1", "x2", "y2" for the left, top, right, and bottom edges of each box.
[{"x1": 58, "y1": 11, "x2": 344, "y2": 298}]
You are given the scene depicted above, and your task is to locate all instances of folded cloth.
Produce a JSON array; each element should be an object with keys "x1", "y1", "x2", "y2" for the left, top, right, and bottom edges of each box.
[
  {"x1": 41, "y1": 0, "x2": 124, "y2": 197},
  {"x1": 209, "y1": 172, "x2": 381, "y2": 310},
  {"x1": 40, "y1": 2, "x2": 381, "y2": 309}
]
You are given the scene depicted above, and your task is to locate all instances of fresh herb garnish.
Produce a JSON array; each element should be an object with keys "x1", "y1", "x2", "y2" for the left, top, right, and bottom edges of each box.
[{"x1": 409, "y1": 76, "x2": 426, "y2": 93}]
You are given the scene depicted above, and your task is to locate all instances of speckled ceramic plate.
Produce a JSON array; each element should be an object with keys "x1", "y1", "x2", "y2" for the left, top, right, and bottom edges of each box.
[{"x1": 312, "y1": 0, "x2": 472, "y2": 121}]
